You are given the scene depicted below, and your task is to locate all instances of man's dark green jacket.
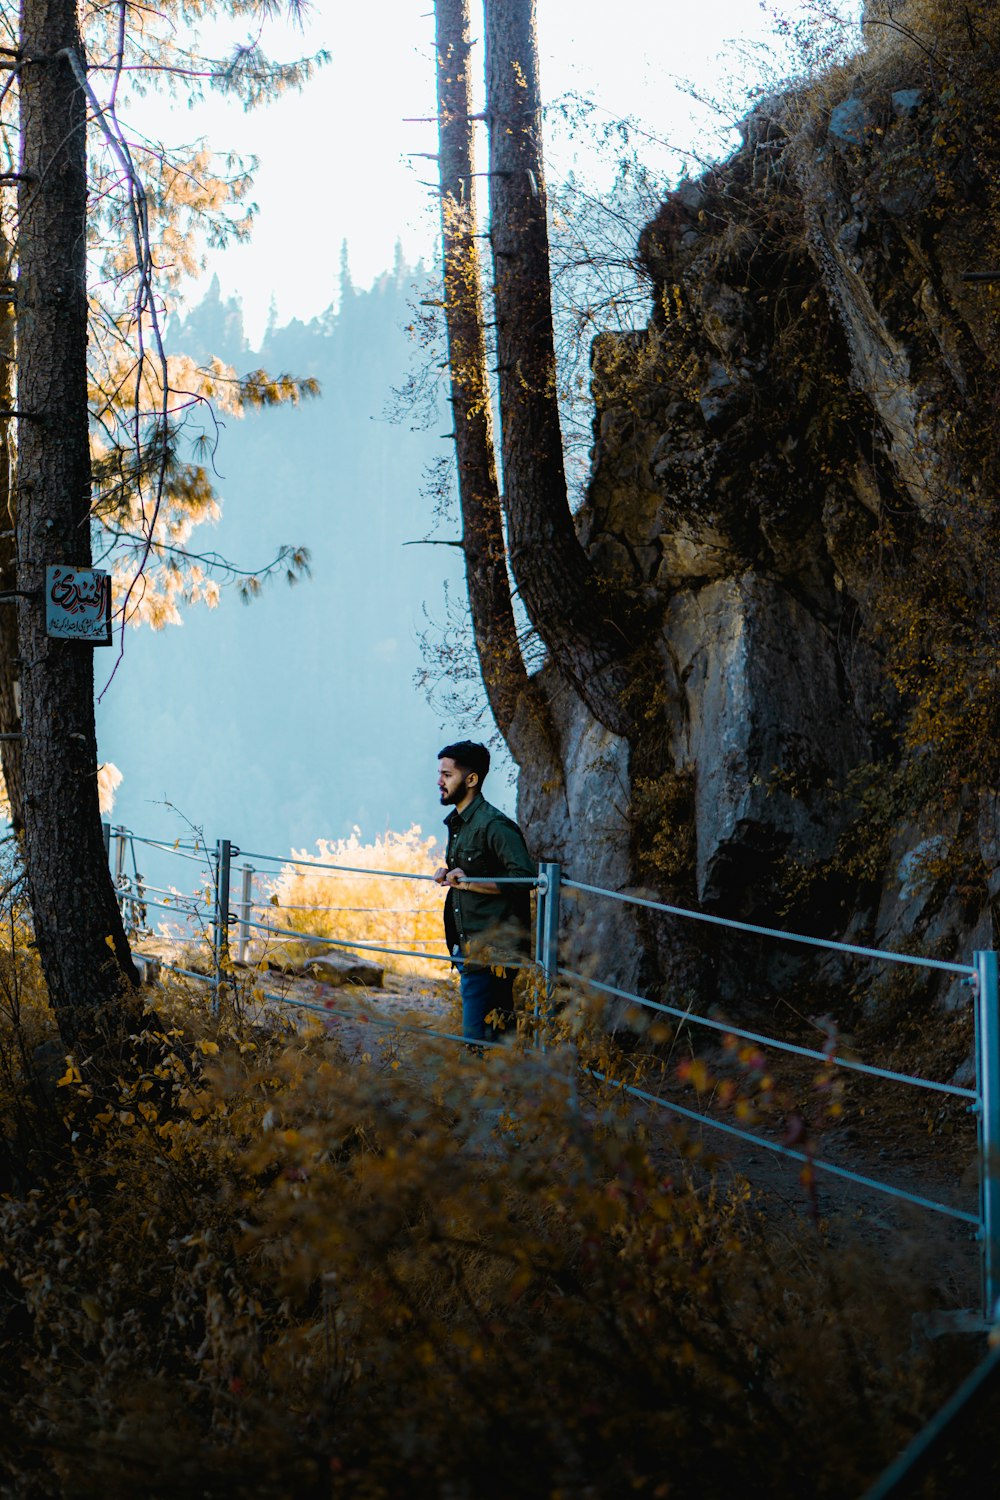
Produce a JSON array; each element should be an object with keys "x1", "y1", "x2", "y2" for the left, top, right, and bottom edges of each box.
[{"x1": 443, "y1": 792, "x2": 535, "y2": 966}]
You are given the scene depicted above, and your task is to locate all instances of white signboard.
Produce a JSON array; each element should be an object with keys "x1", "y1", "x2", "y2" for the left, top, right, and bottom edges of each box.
[{"x1": 45, "y1": 567, "x2": 112, "y2": 645}]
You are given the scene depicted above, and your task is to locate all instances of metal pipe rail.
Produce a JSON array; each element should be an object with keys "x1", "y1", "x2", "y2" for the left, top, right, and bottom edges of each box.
[
  {"x1": 237, "y1": 846, "x2": 538, "y2": 884},
  {"x1": 863, "y1": 1341, "x2": 1000, "y2": 1498},
  {"x1": 124, "y1": 893, "x2": 210, "y2": 921},
  {"x1": 584, "y1": 1069, "x2": 979, "y2": 1227},
  {"x1": 559, "y1": 874, "x2": 997, "y2": 1323},
  {"x1": 159, "y1": 943, "x2": 974, "y2": 1225},
  {"x1": 240, "y1": 911, "x2": 441, "y2": 951},
  {"x1": 153, "y1": 947, "x2": 972, "y2": 1229},
  {"x1": 118, "y1": 877, "x2": 213, "y2": 905},
  {"x1": 122, "y1": 833, "x2": 212, "y2": 865},
  {"x1": 563, "y1": 879, "x2": 977, "y2": 978},
  {"x1": 128, "y1": 834, "x2": 205, "y2": 852},
  {"x1": 560, "y1": 970, "x2": 979, "y2": 1101},
  {"x1": 112, "y1": 827, "x2": 1000, "y2": 1497},
  {"x1": 239, "y1": 913, "x2": 456, "y2": 965},
  {"x1": 257, "y1": 900, "x2": 432, "y2": 915},
  {"x1": 117, "y1": 882, "x2": 211, "y2": 918}
]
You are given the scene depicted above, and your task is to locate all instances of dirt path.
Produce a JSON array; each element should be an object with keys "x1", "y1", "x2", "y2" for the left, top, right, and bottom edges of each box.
[{"x1": 627, "y1": 1032, "x2": 984, "y2": 1318}]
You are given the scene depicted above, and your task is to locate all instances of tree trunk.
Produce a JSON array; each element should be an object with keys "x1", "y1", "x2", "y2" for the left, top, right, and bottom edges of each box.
[
  {"x1": 0, "y1": 231, "x2": 23, "y2": 835},
  {"x1": 16, "y1": 0, "x2": 138, "y2": 1049},
  {"x1": 483, "y1": 0, "x2": 636, "y2": 738},
  {"x1": 434, "y1": 0, "x2": 558, "y2": 771}
]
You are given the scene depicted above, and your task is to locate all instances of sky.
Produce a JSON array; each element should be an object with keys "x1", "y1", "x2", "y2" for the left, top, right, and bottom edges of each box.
[{"x1": 142, "y1": 0, "x2": 861, "y2": 341}]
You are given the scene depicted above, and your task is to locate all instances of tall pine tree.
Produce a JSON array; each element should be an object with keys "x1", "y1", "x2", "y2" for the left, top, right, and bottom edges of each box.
[{"x1": 3, "y1": 0, "x2": 321, "y2": 1050}]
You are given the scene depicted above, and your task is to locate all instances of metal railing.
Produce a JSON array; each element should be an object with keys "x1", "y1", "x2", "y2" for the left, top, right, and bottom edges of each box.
[
  {"x1": 862, "y1": 1340, "x2": 1000, "y2": 1498},
  {"x1": 552, "y1": 867, "x2": 998, "y2": 1325},
  {"x1": 107, "y1": 827, "x2": 483, "y2": 979},
  {"x1": 105, "y1": 826, "x2": 1000, "y2": 1327}
]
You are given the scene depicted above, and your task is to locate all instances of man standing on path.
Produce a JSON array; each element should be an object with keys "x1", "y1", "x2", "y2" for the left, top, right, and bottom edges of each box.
[{"x1": 434, "y1": 740, "x2": 536, "y2": 1044}]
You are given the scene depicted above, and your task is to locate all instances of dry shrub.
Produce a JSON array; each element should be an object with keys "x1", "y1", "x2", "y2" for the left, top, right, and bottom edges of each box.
[
  {"x1": 259, "y1": 826, "x2": 449, "y2": 979},
  {"x1": 0, "y1": 957, "x2": 989, "y2": 1500}
]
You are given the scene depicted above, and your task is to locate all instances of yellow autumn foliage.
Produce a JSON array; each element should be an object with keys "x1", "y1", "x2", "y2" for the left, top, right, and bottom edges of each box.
[{"x1": 260, "y1": 825, "x2": 450, "y2": 978}]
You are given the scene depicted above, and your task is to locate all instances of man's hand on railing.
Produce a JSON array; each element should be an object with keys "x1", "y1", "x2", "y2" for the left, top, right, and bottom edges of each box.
[{"x1": 434, "y1": 865, "x2": 500, "y2": 895}]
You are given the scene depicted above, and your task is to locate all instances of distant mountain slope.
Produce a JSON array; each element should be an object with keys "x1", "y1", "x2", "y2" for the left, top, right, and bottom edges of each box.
[{"x1": 97, "y1": 258, "x2": 512, "y2": 868}]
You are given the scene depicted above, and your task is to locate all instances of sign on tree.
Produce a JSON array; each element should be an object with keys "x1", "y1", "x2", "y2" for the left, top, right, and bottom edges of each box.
[{"x1": 45, "y1": 567, "x2": 112, "y2": 646}]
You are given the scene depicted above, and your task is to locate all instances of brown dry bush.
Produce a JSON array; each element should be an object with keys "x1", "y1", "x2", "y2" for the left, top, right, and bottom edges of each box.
[{"x1": 0, "y1": 930, "x2": 989, "y2": 1499}]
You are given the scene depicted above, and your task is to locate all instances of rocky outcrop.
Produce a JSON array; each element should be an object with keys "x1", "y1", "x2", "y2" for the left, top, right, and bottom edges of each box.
[
  {"x1": 663, "y1": 574, "x2": 870, "y2": 909},
  {"x1": 517, "y1": 9, "x2": 1000, "y2": 1024},
  {"x1": 516, "y1": 670, "x2": 640, "y2": 991}
]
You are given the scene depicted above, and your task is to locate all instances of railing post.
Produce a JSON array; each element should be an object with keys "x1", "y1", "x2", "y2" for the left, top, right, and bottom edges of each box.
[
  {"x1": 213, "y1": 838, "x2": 233, "y2": 1010},
  {"x1": 534, "y1": 861, "x2": 561, "y2": 1040},
  {"x1": 129, "y1": 833, "x2": 147, "y2": 936},
  {"x1": 975, "y1": 949, "x2": 1000, "y2": 1324},
  {"x1": 236, "y1": 863, "x2": 254, "y2": 966},
  {"x1": 112, "y1": 825, "x2": 127, "y2": 918}
]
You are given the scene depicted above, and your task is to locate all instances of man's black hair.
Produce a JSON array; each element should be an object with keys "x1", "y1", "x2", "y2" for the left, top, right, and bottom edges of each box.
[{"x1": 438, "y1": 740, "x2": 490, "y2": 784}]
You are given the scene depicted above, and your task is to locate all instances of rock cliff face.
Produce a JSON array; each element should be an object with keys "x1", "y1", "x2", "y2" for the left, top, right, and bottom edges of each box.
[{"x1": 518, "y1": 5, "x2": 1000, "y2": 1028}]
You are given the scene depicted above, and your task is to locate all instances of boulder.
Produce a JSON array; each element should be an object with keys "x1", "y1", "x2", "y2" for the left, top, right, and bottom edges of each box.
[
  {"x1": 260, "y1": 945, "x2": 384, "y2": 988},
  {"x1": 136, "y1": 938, "x2": 212, "y2": 978},
  {"x1": 829, "y1": 97, "x2": 875, "y2": 146},
  {"x1": 891, "y1": 88, "x2": 924, "y2": 117}
]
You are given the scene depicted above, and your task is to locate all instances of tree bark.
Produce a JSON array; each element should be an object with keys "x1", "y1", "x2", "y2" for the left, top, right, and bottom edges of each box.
[
  {"x1": 16, "y1": 0, "x2": 138, "y2": 1049},
  {"x1": 483, "y1": 0, "x2": 636, "y2": 738},
  {"x1": 434, "y1": 0, "x2": 557, "y2": 770},
  {"x1": 0, "y1": 231, "x2": 23, "y2": 835}
]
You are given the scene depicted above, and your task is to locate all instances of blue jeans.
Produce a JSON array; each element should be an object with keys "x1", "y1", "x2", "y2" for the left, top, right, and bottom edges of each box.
[{"x1": 453, "y1": 951, "x2": 516, "y2": 1044}]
